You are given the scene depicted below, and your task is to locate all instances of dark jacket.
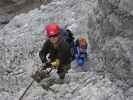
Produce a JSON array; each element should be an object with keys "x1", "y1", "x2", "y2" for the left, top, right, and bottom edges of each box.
[{"x1": 39, "y1": 38, "x2": 71, "y2": 79}]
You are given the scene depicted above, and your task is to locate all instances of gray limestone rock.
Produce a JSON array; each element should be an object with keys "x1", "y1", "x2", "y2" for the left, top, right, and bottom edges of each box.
[{"x1": 0, "y1": 0, "x2": 133, "y2": 100}]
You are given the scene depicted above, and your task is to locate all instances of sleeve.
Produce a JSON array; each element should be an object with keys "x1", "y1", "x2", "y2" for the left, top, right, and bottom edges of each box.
[
  {"x1": 58, "y1": 41, "x2": 71, "y2": 73},
  {"x1": 75, "y1": 47, "x2": 80, "y2": 59},
  {"x1": 39, "y1": 40, "x2": 50, "y2": 63},
  {"x1": 75, "y1": 39, "x2": 79, "y2": 47},
  {"x1": 74, "y1": 39, "x2": 80, "y2": 56},
  {"x1": 62, "y1": 42, "x2": 71, "y2": 65}
]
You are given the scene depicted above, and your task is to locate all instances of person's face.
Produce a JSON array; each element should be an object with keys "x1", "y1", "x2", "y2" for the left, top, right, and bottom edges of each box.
[
  {"x1": 49, "y1": 34, "x2": 59, "y2": 44},
  {"x1": 80, "y1": 45, "x2": 87, "y2": 53},
  {"x1": 80, "y1": 48, "x2": 86, "y2": 53}
]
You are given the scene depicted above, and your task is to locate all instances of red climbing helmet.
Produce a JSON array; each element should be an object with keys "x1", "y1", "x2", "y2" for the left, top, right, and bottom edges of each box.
[{"x1": 46, "y1": 23, "x2": 60, "y2": 38}]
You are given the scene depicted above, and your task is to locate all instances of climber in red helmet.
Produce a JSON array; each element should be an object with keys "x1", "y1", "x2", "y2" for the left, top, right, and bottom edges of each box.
[
  {"x1": 32, "y1": 23, "x2": 72, "y2": 89},
  {"x1": 46, "y1": 23, "x2": 60, "y2": 38}
]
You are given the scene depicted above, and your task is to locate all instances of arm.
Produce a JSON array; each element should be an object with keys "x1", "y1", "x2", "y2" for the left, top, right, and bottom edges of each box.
[
  {"x1": 57, "y1": 41, "x2": 71, "y2": 79},
  {"x1": 39, "y1": 40, "x2": 50, "y2": 63}
]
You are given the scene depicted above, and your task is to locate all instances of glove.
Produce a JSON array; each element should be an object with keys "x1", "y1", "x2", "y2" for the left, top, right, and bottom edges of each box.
[
  {"x1": 80, "y1": 53, "x2": 86, "y2": 58},
  {"x1": 77, "y1": 58, "x2": 85, "y2": 66},
  {"x1": 75, "y1": 54, "x2": 79, "y2": 59},
  {"x1": 51, "y1": 59, "x2": 60, "y2": 69},
  {"x1": 42, "y1": 59, "x2": 60, "y2": 70},
  {"x1": 41, "y1": 63, "x2": 51, "y2": 70},
  {"x1": 46, "y1": 53, "x2": 51, "y2": 63},
  {"x1": 31, "y1": 69, "x2": 49, "y2": 83},
  {"x1": 49, "y1": 69, "x2": 60, "y2": 80}
]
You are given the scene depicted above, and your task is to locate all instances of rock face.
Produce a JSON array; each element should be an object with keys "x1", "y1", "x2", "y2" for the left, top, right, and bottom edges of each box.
[
  {"x1": 0, "y1": 0, "x2": 51, "y2": 30},
  {"x1": 88, "y1": 0, "x2": 133, "y2": 80},
  {"x1": 0, "y1": 0, "x2": 48, "y2": 5},
  {"x1": 0, "y1": 0, "x2": 42, "y2": 15},
  {"x1": 0, "y1": 0, "x2": 133, "y2": 100},
  {"x1": 88, "y1": 0, "x2": 133, "y2": 99},
  {"x1": 0, "y1": 0, "x2": 93, "y2": 99}
]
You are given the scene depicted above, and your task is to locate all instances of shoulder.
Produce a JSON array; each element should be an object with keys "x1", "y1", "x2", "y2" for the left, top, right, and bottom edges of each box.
[
  {"x1": 42, "y1": 39, "x2": 51, "y2": 48},
  {"x1": 45, "y1": 39, "x2": 51, "y2": 44},
  {"x1": 75, "y1": 39, "x2": 79, "y2": 46},
  {"x1": 60, "y1": 38, "x2": 70, "y2": 49}
]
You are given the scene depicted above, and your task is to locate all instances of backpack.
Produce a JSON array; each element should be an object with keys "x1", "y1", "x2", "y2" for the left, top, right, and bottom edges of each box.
[
  {"x1": 60, "y1": 28, "x2": 75, "y2": 60},
  {"x1": 60, "y1": 29, "x2": 74, "y2": 45}
]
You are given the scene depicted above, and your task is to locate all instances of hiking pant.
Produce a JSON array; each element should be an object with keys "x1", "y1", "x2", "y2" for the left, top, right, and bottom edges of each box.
[{"x1": 57, "y1": 64, "x2": 71, "y2": 79}]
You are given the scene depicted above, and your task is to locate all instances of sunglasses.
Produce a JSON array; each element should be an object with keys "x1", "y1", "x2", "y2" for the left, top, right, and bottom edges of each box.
[
  {"x1": 48, "y1": 34, "x2": 59, "y2": 38},
  {"x1": 80, "y1": 45, "x2": 87, "y2": 49}
]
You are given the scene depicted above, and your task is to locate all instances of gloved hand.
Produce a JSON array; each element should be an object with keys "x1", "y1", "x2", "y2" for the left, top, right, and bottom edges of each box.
[
  {"x1": 49, "y1": 69, "x2": 60, "y2": 80},
  {"x1": 41, "y1": 62, "x2": 51, "y2": 70},
  {"x1": 51, "y1": 59, "x2": 60, "y2": 69},
  {"x1": 46, "y1": 53, "x2": 51, "y2": 63},
  {"x1": 42, "y1": 59, "x2": 60, "y2": 70},
  {"x1": 77, "y1": 57, "x2": 85, "y2": 66},
  {"x1": 75, "y1": 54, "x2": 79, "y2": 59},
  {"x1": 80, "y1": 53, "x2": 86, "y2": 58},
  {"x1": 31, "y1": 69, "x2": 49, "y2": 83}
]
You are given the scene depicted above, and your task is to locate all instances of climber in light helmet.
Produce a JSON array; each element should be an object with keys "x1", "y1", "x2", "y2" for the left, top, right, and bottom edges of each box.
[{"x1": 75, "y1": 36, "x2": 88, "y2": 66}]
